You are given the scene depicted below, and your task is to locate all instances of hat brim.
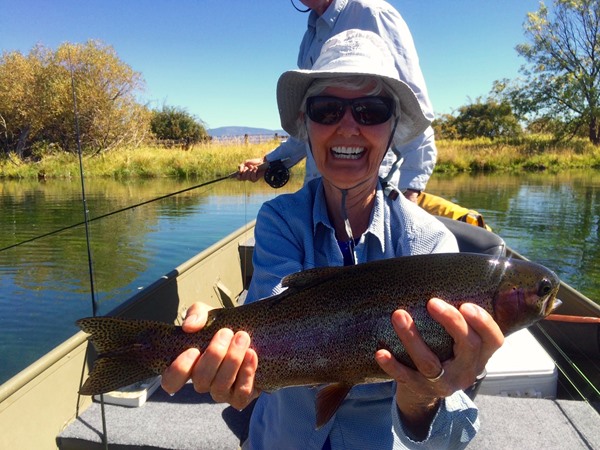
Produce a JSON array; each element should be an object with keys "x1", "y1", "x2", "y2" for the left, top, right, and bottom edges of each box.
[{"x1": 276, "y1": 70, "x2": 430, "y2": 145}]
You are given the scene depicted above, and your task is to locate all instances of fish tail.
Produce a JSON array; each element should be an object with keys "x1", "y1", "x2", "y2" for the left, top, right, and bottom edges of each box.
[
  {"x1": 79, "y1": 355, "x2": 158, "y2": 395},
  {"x1": 77, "y1": 317, "x2": 178, "y2": 395}
]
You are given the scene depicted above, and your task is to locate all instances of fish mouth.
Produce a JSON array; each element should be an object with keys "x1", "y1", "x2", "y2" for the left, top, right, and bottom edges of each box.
[
  {"x1": 546, "y1": 298, "x2": 562, "y2": 316},
  {"x1": 331, "y1": 146, "x2": 365, "y2": 160}
]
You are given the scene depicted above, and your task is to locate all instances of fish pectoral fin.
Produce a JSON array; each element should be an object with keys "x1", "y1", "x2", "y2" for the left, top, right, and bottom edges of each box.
[{"x1": 315, "y1": 383, "x2": 353, "y2": 429}]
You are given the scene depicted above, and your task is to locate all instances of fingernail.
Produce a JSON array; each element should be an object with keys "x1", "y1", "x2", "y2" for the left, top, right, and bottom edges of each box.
[
  {"x1": 394, "y1": 310, "x2": 410, "y2": 329},
  {"x1": 216, "y1": 328, "x2": 233, "y2": 344},
  {"x1": 234, "y1": 332, "x2": 249, "y2": 347},
  {"x1": 462, "y1": 303, "x2": 481, "y2": 317},
  {"x1": 185, "y1": 314, "x2": 198, "y2": 326},
  {"x1": 431, "y1": 298, "x2": 446, "y2": 310}
]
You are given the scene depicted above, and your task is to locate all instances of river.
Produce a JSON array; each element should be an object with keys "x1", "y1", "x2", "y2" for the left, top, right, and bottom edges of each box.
[{"x1": 1, "y1": 170, "x2": 599, "y2": 384}]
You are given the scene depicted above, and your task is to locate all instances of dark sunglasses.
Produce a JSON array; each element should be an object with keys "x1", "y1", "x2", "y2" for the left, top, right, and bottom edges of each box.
[{"x1": 305, "y1": 95, "x2": 395, "y2": 126}]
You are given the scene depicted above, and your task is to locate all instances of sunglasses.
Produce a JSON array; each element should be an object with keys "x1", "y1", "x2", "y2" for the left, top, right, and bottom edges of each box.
[{"x1": 305, "y1": 95, "x2": 395, "y2": 126}]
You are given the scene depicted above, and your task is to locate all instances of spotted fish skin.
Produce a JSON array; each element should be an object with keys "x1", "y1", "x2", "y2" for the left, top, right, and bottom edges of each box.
[{"x1": 78, "y1": 253, "x2": 560, "y2": 398}]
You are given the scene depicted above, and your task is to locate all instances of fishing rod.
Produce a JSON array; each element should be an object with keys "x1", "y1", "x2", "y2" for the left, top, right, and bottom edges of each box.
[
  {"x1": 0, "y1": 159, "x2": 289, "y2": 253},
  {"x1": 68, "y1": 50, "x2": 109, "y2": 450}
]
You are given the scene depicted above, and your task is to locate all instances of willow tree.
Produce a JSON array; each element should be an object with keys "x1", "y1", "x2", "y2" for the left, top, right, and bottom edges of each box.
[
  {"x1": 516, "y1": 0, "x2": 600, "y2": 145},
  {"x1": 0, "y1": 40, "x2": 151, "y2": 158}
]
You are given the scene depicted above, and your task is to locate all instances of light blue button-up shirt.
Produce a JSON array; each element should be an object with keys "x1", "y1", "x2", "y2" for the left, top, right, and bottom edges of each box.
[
  {"x1": 268, "y1": 0, "x2": 437, "y2": 192},
  {"x1": 242, "y1": 180, "x2": 479, "y2": 449}
]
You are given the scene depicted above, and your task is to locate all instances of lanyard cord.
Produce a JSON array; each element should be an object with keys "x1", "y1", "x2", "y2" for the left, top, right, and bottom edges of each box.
[{"x1": 340, "y1": 188, "x2": 357, "y2": 266}]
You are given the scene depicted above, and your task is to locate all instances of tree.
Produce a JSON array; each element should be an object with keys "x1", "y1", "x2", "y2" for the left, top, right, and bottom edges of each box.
[
  {"x1": 0, "y1": 40, "x2": 151, "y2": 158},
  {"x1": 150, "y1": 105, "x2": 208, "y2": 148},
  {"x1": 516, "y1": 0, "x2": 600, "y2": 145},
  {"x1": 433, "y1": 99, "x2": 523, "y2": 140}
]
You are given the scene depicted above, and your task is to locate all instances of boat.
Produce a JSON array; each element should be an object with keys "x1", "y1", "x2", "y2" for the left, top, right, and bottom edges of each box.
[{"x1": 1, "y1": 218, "x2": 599, "y2": 449}]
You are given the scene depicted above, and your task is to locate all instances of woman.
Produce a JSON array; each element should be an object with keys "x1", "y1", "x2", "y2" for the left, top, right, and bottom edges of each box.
[{"x1": 162, "y1": 30, "x2": 503, "y2": 449}]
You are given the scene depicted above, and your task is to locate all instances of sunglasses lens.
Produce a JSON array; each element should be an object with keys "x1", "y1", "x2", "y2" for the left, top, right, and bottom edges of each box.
[
  {"x1": 306, "y1": 98, "x2": 345, "y2": 125},
  {"x1": 352, "y1": 98, "x2": 394, "y2": 125},
  {"x1": 306, "y1": 96, "x2": 393, "y2": 126}
]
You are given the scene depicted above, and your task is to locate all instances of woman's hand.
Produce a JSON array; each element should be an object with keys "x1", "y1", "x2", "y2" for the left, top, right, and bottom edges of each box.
[
  {"x1": 375, "y1": 298, "x2": 504, "y2": 439},
  {"x1": 161, "y1": 302, "x2": 260, "y2": 410}
]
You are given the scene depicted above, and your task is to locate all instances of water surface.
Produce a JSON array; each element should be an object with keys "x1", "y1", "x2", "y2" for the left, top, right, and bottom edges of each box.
[{"x1": 1, "y1": 171, "x2": 599, "y2": 383}]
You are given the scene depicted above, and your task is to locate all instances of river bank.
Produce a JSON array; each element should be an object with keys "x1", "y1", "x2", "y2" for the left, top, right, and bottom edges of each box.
[{"x1": 1, "y1": 135, "x2": 600, "y2": 180}]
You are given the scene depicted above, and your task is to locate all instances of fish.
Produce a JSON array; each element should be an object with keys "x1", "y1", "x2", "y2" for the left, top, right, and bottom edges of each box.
[{"x1": 77, "y1": 252, "x2": 560, "y2": 428}]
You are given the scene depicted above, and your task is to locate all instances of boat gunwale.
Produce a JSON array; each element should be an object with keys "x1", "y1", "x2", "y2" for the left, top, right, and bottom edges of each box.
[{"x1": 0, "y1": 220, "x2": 256, "y2": 405}]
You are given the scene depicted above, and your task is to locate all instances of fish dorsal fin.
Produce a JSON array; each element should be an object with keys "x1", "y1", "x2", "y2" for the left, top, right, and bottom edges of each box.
[
  {"x1": 282, "y1": 266, "x2": 344, "y2": 291},
  {"x1": 315, "y1": 383, "x2": 353, "y2": 429}
]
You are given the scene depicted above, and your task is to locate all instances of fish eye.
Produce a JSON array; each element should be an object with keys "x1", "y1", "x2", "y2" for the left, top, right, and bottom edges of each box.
[{"x1": 537, "y1": 279, "x2": 553, "y2": 297}]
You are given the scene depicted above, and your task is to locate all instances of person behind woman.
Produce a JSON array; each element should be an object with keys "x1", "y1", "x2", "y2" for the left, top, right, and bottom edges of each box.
[
  {"x1": 162, "y1": 30, "x2": 503, "y2": 449},
  {"x1": 237, "y1": 0, "x2": 435, "y2": 203}
]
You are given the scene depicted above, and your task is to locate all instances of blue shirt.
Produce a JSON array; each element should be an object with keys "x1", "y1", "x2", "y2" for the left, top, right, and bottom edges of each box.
[
  {"x1": 242, "y1": 180, "x2": 479, "y2": 449},
  {"x1": 268, "y1": 0, "x2": 437, "y2": 192}
]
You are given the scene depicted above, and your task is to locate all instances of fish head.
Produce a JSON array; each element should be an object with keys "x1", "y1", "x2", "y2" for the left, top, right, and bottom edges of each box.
[{"x1": 492, "y1": 258, "x2": 561, "y2": 336}]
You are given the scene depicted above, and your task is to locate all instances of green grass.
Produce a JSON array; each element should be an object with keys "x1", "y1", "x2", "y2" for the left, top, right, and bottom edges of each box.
[
  {"x1": 435, "y1": 135, "x2": 600, "y2": 174},
  {"x1": 1, "y1": 135, "x2": 600, "y2": 180}
]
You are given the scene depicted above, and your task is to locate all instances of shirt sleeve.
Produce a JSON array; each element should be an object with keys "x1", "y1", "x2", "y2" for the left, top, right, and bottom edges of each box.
[
  {"x1": 245, "y1": 198, "x2": 306, "y2": 303},
  {"x1": 391, "y1": 390, "x2": 479, "y2": 449},
  {"x1": 382, "y1": 126, "x2": 437, "y2": 192},
  {"x1": 353, "y1": 3, "x2": 438, "y2": 191},
  {"x1": 265, "y1": 136, "x2": 307, "y2": 168}
]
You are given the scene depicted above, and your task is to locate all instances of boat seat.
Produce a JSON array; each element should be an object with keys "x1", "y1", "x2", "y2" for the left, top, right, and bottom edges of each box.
[{"x1": 436, "y1": 216, "x2": 506, "y2": 257}]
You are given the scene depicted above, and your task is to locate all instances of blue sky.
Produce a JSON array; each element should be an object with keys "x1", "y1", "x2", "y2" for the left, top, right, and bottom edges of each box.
[{"x1": 1, "y1": 0, "x2": 542, "y2": 130}]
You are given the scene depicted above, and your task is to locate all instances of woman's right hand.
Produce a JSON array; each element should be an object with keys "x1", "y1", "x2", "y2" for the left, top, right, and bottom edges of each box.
[{"x1": 161, "y1": 302, "x2": 260, "y2": 410}]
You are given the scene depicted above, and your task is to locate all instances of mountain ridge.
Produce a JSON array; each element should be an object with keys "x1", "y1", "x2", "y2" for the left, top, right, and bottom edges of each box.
[{"x1": 208, "y1": 126, "x2": 286, "y2": 137}]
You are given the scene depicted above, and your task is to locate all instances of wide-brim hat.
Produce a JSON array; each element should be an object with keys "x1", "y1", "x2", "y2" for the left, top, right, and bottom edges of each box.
[{"x1": 277, "y1": 29, "x2": 430, "y2": 145}]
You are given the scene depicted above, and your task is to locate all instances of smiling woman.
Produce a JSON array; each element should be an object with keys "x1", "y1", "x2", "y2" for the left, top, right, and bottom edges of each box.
[{"x1": 159, "y1": 29, "x2": 505, "y2": 449}]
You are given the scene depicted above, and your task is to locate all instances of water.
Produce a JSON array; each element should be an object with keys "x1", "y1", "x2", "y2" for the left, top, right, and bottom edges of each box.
[
  {"x1": 0, "y1": 177, "x2": 301, "y2": 384},
  {"x1": 425, "y1": 171, "x2": 600, "y2": 300},
  {"x1": 1, "y1": 171, "x2": 599, "y2": 384}
]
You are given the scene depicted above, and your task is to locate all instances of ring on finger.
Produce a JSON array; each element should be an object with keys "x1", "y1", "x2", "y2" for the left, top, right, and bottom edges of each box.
[{"x1": 426, "y1": 367, "x2": 445, "y2": 383}]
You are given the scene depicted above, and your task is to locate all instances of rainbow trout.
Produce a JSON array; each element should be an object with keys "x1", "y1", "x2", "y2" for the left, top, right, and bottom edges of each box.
[{"x1": 78, "y1": 253, "x2": 560, "y2": 427}]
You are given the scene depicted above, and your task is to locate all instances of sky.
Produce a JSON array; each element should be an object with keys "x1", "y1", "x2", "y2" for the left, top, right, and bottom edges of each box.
[{"x1": 1, "y1": 0, "x2": 544, "y2": 131}]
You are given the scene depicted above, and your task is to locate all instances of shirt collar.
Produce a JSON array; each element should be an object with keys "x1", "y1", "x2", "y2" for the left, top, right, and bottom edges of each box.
[
  {"x1": 312, "y1": 180, "x2": 386, "y2": 253},
  {"x1": 308, "y1": 0, "x2": 347, "y2": 30}
]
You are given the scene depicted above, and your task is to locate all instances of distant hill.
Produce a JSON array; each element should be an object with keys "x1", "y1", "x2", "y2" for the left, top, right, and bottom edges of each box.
[{"x1": 208, "y1": 126, "x2": 286, "y2": 138}]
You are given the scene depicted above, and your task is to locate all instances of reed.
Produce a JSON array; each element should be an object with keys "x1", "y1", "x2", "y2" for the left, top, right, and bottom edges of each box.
[{"x1": 1, "y1": 135, "x2": 599, "y2": 180}]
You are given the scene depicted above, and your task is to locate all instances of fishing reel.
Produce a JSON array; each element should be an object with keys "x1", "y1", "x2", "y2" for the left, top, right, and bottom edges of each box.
[{"x1": 264, "y1": 159, "x2": 290, "y2": 189}]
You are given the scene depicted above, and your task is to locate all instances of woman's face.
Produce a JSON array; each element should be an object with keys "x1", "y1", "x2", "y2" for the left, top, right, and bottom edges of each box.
[{"x1": 306, "y1": 85, "x2": 394, "y2": 190}]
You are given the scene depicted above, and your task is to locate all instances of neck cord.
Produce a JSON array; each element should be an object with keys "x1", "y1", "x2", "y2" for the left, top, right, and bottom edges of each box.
[
  {"x1": 380, "y1": 118, "x2": 402, "y2": 199},
  {"x1": 340, "y1": 188, "x2": 357, "y2": 265},
  {"x1": 290, "y1": 0, "x2": 310, "y2": 12}
]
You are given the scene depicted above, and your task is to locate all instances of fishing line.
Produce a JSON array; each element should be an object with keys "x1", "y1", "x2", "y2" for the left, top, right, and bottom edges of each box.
[
  {"x1": 68, "y1": 50, "x2": 109, "y2": 450},
  {"x1": 534, "y1": 323, "x2": 600, "y2": 404},
  {"x1": 1, "y1": 157, "x2": 289, "y2": 253},
  {"x1": 0, "y1": 172, "x2": 236, "y2": 253}
]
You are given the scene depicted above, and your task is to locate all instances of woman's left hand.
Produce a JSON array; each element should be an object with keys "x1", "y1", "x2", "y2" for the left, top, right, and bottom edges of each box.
[{"x1": 375, "y1": 297, "x2": 504, "y2": 438}]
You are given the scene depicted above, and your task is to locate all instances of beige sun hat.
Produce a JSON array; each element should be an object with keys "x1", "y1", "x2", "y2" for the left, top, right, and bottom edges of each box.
[{"x1": 276, "y1": 29, "x2": 430, "y2": 145}]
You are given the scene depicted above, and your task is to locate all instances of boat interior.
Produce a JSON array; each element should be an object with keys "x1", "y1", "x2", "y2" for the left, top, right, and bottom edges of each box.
[{"x1": 3, "y1": 218, "x2": 599, "y2": 449}]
